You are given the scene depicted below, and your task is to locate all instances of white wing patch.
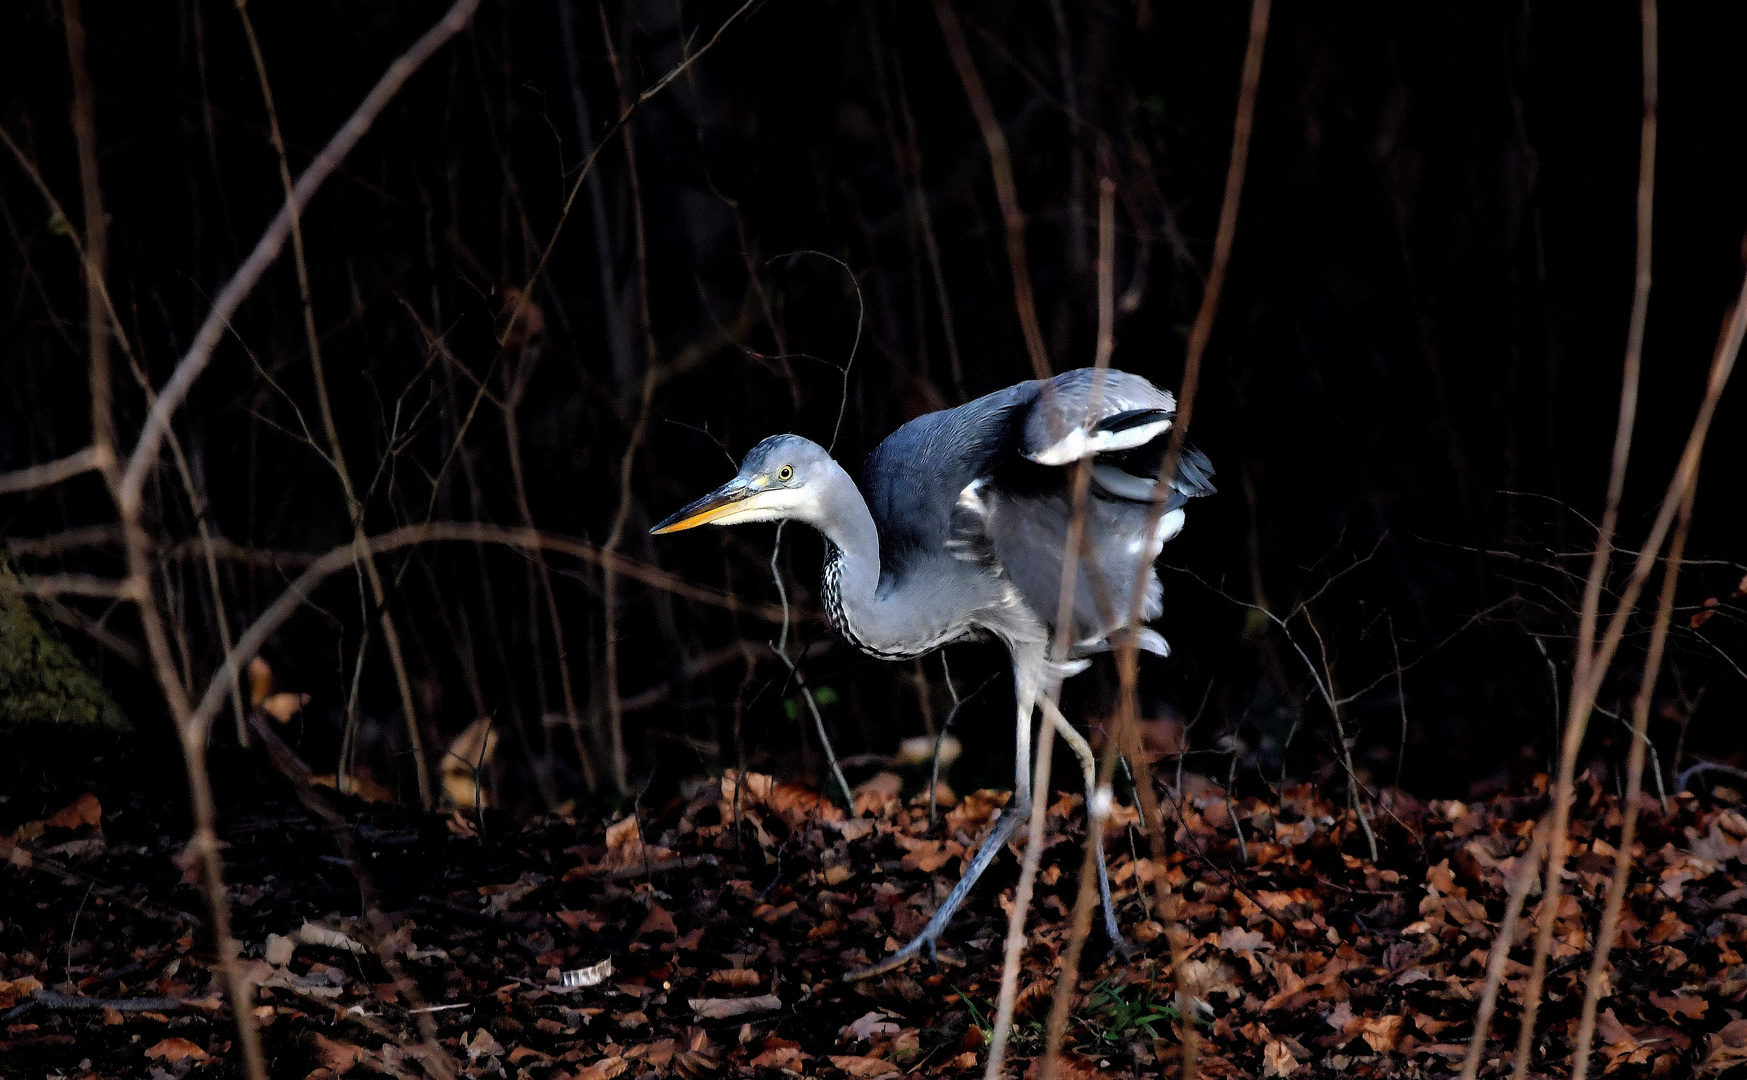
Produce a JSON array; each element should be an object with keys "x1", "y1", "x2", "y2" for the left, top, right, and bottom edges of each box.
[
  {"x1": 948, "y1": 477, "x2": 1047, "y2": 647},
  {"x1": 958, "y1": 476, "x2": 992, "y2": 517},
  {"x1": 1024, "y1": 415, "x2": 1173, "y2": 466},
  {"x1": 1155, "y1": 508, "x2": 1186, "y2": 550},
  {"x1": 946, "y1": 478, "x2": 994, "y2": 563}
]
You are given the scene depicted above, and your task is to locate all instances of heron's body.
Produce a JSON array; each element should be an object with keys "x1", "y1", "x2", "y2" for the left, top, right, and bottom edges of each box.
[
  {"x1": 653, "y1": 367, "x2": 1214, "y2": 978},
  {"x1": 817, "y1": 368, "x2": 1214, "y2": 667}
]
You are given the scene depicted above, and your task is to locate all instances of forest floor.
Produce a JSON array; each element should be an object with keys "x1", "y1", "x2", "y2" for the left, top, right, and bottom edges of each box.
[{"x1": 3, "y1": 755, "x2": 1746, "y2": 1080}]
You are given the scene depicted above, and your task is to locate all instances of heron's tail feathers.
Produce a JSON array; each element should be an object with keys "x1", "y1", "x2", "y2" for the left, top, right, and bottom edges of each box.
[
  {"x1": 1090, "y1": 440, "x2": 1217, "y2": 505},
  {"x1": 1067, "y1": 626, "x2": 1170, "y2": 660}
]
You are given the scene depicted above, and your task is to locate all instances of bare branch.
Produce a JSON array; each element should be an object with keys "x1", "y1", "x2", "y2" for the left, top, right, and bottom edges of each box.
[
  {"x1": 0, "y1": 446, "x2": 108, "y2": 496},
  {"x1": 933, "y1": 0, "x2": 1051, "y2": 381},
  {"x1": 181, "y1": 522, "x2": 803, "y2": 745},
  {"x1": 1572, "y1": 393, "x2": 1692, "y2": 1080},
  {"x1": 1107, "y1": 6, "x2": 1271, "y2": 1074},
  {"x1": 119, "y1": 0, "x2": 483, "y2": 517},
  {"x1": 498, "y1": 0, "x2": 762, "y2": 350},
  {"x1": 2, "y1": 572, "x2": 133, "y2": 600},
  {"x1": 1459, "y1": 824, "x2": 1550, "y2": 1080}
]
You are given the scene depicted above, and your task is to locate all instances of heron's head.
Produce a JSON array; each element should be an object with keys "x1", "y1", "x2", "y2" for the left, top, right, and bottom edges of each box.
[{"x1": 650, "y1": 434, "x2": 837, "y2": 535}]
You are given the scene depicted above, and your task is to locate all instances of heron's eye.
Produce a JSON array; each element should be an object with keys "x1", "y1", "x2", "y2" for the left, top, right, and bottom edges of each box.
[{"x1": 776, "y1": 465, "x2": 794, "y2": 482}]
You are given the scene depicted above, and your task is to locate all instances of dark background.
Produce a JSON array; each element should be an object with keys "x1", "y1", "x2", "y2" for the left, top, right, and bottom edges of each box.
[{"x1": 2, "y1": 0, "x2": 1742, "y2": 811}]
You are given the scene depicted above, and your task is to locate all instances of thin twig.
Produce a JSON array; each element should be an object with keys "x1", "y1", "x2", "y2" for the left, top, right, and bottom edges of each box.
[
  {"x1": 1043, "y1": 176, "x2": 1128, "y2": 1078},
  {"x1": 0, "y1": 572, "x2": 133, "y2": 599},
  {"x1": 982, "y1": 691, "x2": 1058, "y2": 1080},
  {"x1": 1510, "y1": 4, "x2": 1658, "y2": 1069},
  {"x1": 776, "y1": 647, "x2": 853, "y2": 811},
  {"x1": 1571, "y1": 410, "x2": 1692, "y2": 1080},
  {"x1": 234, "y1": 0, "x2": 430, "y2": 802},
  {"x1": 120, "y1": 0, "x2": 483, "y2": 518},
  {"x1": 1389, "y1": 616, "x2": 1408, "y2": 790},
  {"x1": 1226, "y1": 755, "x2": 1248, "y2": 866},
  {"x1": 0, "y1": 446, "x2": 105, "y2": 496},
  {"x1": 930, "y1": 652, "x2": 958, "y2": 824},
  {"x1": 1520, "y1": 275, "x2": 1739, "y2": 1067},
  {"x1": 1459, "y1": 825, "x2": 1551, "y2": 1080},
  {"x1": 932, "y1": 0, "x2": 1050, "y2": 381},
  {"x1": 598, "y1": 5, "x2": 661, "y2": 797},
  {"x1": 61, "y1": 0, "x2": 116, "y2": 493},
  {"x1": 888, "y1": 50, "x2": 964, "y2": 400},
  {"x1": 249, "y1": 713, "x2": 459, "y2": 1080},
  {"x1": 762, "y1": 251, "x2": 865, "y2": 810},
  {"x1": 1516, "y1": 113, "x2": 1747, "y2": 1080},
  {"x1": 1678, "y1": 759, "x2": 1747, "y2": 790},
  {"x1": 5, "y1": 990, "x2": 196, "y2": 1022},
  {"x1": 498, "y1": 0, "x2": 762, "y2": 359},
  {"x1": 1110, "y1": 7, "x2": 1269, "y2": 1073},
  {"x1": 930, "y1": 665, "x2": 997, "y2": 824},
  {"x1": 1304, "y1": 612, "x2": 1378, "y2": 862},
  {"x1": 987, "y1": 178, "x2": 1118, "y2": 1078},
  {"x1": 1595, "y1": 702, "x2": 1668, "y2": 813},
  {"x1": 1041, "y1": 709, "x2": 1127, "y2": 1079},
  {"x1": 162, "y1": 522, "x2": 797, "y2": 748}
]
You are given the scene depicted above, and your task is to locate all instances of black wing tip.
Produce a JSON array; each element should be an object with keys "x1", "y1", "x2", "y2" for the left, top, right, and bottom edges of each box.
[
  {"x1": 1096, "y1": 407, "x2": 1173, "y2": 435},
  {"x1": 1175, "y1": 443, "x2": 1217, "y2": 497}
]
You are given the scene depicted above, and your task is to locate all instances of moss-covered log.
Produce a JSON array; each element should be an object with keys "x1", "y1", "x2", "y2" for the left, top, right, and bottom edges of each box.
[{"x1": 0, "y1": 554, "x2": 129, "y2": 733}]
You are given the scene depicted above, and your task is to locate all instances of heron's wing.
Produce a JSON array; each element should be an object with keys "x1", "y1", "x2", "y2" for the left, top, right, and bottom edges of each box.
[
  {"x1": 1019, "y1": 368, "x2": 1215, "y2": 509},
  {"x1": 861, "y1": 369, "x2": 1212, "y2": 655},
  {"x1": 862, "y1": 380, "x2": 1031, "y2": 570},
  {"x1": 980, "y1": 369, "x2": 1216, "y2": 654},
  {"x1": 1021, "y1": 368, "x2": 1177, "y2": 464}
]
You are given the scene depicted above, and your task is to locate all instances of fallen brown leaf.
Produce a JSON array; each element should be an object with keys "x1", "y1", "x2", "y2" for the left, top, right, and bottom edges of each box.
[
  {"x1": 1359, "y1": 1013, "x2": 1403, "y2": 1053},
  {"x1": 44, "y1": 792, "x2": 102, "y2": 832},
  {"x1": 1025, "y1": 1053, "x2": 1101, "y2": 1080},
  {"x1": 144, "y1": 1037, "x2": 211, "y2": 1063},
  {"x1": 751, "y1": 1038, "x2": 803, "y2": 1069},
  {"x1": 841, "y1": 1010, "x2": 900, "y2": 1042},
  {"x1": 829, "y1": 1054, "x2": 900, "y2": 1077},
  {"x1": 573, "y1": 1056, "x2": 627, "y2": 1080},
  {"x1": 689, "y1": 994, "x2": 781, "y2": 1019},
  {"x1": 1262, "y1": 1039, "x2": 1300, "y2": 1077},
  {"x1": 1700, "y1": 1019, "x2": 1747, "y2": 1074},
  {"x1": 708, "y1": 967, "x2": 762, "y2": 989},
  {"x1": 1647, "y1": 991, "x2": 1707, "y2": 1020},
  {"x1": 306, "y1": 1032, "x2": 366, "y2": 1074},
  {"x1": 639, "y1": 903, "x2": 677, "y2": 936}
]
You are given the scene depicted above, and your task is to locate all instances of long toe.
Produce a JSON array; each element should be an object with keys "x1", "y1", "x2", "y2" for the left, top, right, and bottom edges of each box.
[{"x1": 844, "y1": 937, "x2": 932, "y2": 982}]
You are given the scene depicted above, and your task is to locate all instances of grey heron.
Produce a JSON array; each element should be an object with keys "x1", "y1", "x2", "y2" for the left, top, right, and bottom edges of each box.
[{"x1": 652, "y1": 367, "x2": 1214, "y2": 978}]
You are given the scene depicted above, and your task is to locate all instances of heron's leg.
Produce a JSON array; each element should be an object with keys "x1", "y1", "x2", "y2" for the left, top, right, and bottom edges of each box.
[
  {"x1": 1043, "y1": 702, "x2": 1131, "y2": 956},
  {"x1": 843, "y1": 801, "x2": 1030, "y2": 981},
  {"x1": 843, "y1": 650, "x2": 1043, "y2": 982}
]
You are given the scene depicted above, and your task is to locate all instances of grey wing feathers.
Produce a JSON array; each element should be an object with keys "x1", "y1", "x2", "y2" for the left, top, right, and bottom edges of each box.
[
  {"x1": 1172, "y1": 443, "x2": 1217, "y2": 498},
  {"x1": 1022, "y1": 368, "x2": 1216, "y2": 506},
  {"x1": 978, "y1": 487, "x2": 1173, "y2": 657},
  {"x1": 1020, "y1": 368, "x2": 1177, "y2": 466},
  {"x1": 862, "y1": 381, "x2": 1030, "y2": 566},
  {"x1": 991, "y1": 368, "x2": 1214, "y2": 656},
  {"x1": 860, "y1": 368, "x2": 1211, "y2": 660}
]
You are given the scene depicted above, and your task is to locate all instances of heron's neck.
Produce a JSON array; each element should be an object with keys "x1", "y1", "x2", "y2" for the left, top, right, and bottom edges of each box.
[
  {"x1": 811, "y1": 461, "x2": 881, "y2": 602},
  {"x1": 808, "y1": 463, "x2": 916, "y2": 659}
]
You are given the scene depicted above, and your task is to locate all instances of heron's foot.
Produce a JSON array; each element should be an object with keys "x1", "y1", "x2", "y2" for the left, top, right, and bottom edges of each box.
[
  {"x1": 1098, "y1": 891, "x2": 1134, "y2": 961},
  {"x1": 843, "y1": 929, "x2": 971, "y2": 981},
  {"x1": 1106, "y1": 930, "x2": 1136, "y2": 962},
  {"x1": 843, "y1": 926, "x2": 947, "y2": 983}
]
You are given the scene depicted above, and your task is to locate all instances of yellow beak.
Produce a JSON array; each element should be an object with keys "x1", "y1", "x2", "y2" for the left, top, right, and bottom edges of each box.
[{"x1": 650, "y1": 480, "x2": 752, "y2": 534}]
